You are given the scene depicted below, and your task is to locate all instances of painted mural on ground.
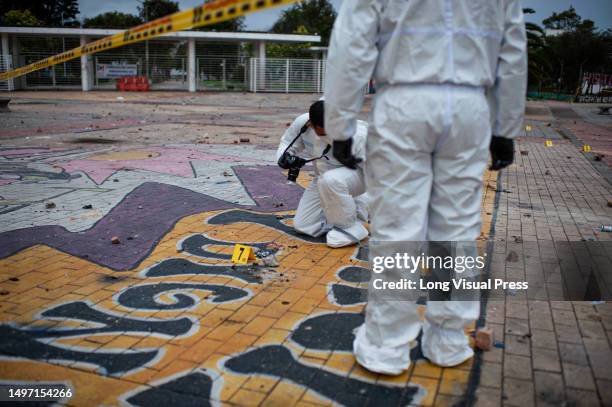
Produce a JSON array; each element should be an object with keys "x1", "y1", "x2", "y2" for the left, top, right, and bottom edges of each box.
[{"x1": 0, "y1": 146, "x2": 494, "y2": 406}]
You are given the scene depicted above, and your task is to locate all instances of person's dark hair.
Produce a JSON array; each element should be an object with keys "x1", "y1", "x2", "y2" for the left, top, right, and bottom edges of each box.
[{"x1": 309, "y1": 100, "x2": 324, "y2": 128}]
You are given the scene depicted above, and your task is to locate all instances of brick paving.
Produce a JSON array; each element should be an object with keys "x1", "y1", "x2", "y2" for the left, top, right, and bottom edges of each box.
[{"x1": 0, "y1": 93, "x2": 610, "y2": 406}]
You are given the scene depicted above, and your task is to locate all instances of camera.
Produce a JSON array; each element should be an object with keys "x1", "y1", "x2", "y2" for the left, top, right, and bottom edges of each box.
[{"x1": 278, "y1": 152, "x2": 307, "y2": 182}]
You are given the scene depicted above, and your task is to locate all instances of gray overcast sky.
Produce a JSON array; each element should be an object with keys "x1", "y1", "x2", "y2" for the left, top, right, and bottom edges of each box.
[{"x1": 77, "y1": 0, "x2": 612, "y2": 32}]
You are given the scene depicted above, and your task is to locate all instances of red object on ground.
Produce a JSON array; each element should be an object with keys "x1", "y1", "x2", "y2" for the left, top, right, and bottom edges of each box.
[{"x1": 116, "y1": 76, "x2": 150, "y2": 91}]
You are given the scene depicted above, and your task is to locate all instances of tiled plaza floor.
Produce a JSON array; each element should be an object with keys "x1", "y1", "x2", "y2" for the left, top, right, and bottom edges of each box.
[{"x1": 0, "y1": 93, "x2": 611, "y2": 406}]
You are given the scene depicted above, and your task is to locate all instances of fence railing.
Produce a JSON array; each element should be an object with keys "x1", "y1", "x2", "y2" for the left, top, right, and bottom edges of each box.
[
  {"x1": 94, "y1": 55, "x2": 188, "y2": 90},
  {"x1": 197, "y1": 56, "x2": 248, "y2": 91},
  {"x1": 0, "y1": 55, "x2": 13, "y2": 91},
  {"x1": 249, "y1": 58, "x2": 324, "y2": 93},
  {"x1": 18, "y1": 53, "x2": 81, "y2": 89}
]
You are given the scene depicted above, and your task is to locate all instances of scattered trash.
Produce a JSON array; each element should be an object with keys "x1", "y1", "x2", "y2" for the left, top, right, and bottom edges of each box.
[
  {"x1": 113, "y1": 179, "x2": 119, "y2": 182},
  {"x1": 474, "y1": 327, "x2": 495, "y2": 351},
  {"x1": 111, "y1": 236, "x2": 120, "y2": 244},
  {"x1": 222, "y1": 171, "x2": 232, "y2": 177},
  {"x1": 273, "y1": 202, "x2": 285, "y2": 208},
  {"x1": 215, "y1": 181, "x2": 232, "y2": 185},
  {"x1": 45, "y1": 202, "x2": 56, "y2": 209},
  {"x1": 239, "y1": 137, "x2": 250, "y2": 143},
  {"x1": 506, "y1": 251, "x2": 519, "y2": 262},
  {"x1": 137, "y1": 205, "x2": 143, "y2": 209},
  {"x1": 282, "y1": 301, "x2": 290, "y2": 305},
  {"x1": 8, "y1": 277, "x2": 19, "y2": 282},
  {"x1": 127, "y1": 236, "x2": 134, "y2": 241},
  {"x1": 513, "y1": 236, "x2": 523, "y2": 243},
  {"x1": 591, "y1": 300, "x2": 605, "y2": 305},
  {"x1": 601, "y1": 225, "x2": 612, "y2": 233},
  {"x1": 82, "y1": 204, "x2": 93, "y2": 209},
  {"x1": 594, "y1": 154, "x2": 604, "y2": 161},
  {"x1": 494, "y1": 341, "x2": 505, "y2": 349},
  {"x1": 116, "y1": 96, "x2": 125, "y2": 101},
  {"x1": 520, "y1": 150, "x2": 529, "y2": 155}
]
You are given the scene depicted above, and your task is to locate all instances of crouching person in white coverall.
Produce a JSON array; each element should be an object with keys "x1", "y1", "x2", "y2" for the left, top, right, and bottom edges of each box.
[
  {"x1": 324, "y1": 0, "x2": 527, "y2": 374},
  {"x1": 276, "y1": 101, "x2": 369, "y2": 248}
]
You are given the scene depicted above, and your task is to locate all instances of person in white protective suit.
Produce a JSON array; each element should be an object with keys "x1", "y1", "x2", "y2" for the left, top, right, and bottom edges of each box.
[
  {"x1": 324, "y1": 0, "x2": 527, "y2": 374},
  {"x1": 276, "y1": 101, "x2": 370, "y2": 248}
]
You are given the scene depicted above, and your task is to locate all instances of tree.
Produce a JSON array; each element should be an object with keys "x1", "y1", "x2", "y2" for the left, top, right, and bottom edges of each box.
[
  {"x1": 83, "y1": 12, "x2": 143, "y2": 29},
  {"x1": 542, "y1": 6, "x2": 582, "y2": 31},
  {"x1": 271, "y1": 0, "x2": 337, "y2": 45},
  {"x1": 0, "y1": 0, "x2": 79, "y2": 27},
  {"x1": 138, "y1": 0, "x2": 179, "y2": 22},
  {"x1": 523, "y1": 8, "x2": 549, "y2": 91},
  {"x1": 196, "y1": 17, "x2": 245, "y2": 32},
  {"x1": 538, "y1": 7, "x2": 611, "y2": 94},
  {"x1": 3, "y1": 9, "x2": 40, "y2": 27}
]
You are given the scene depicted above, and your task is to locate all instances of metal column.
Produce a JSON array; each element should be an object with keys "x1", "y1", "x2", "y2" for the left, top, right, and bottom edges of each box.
[
  {"x1": 80, "y1": 35, "x2": 91, "y2": 91},
  {"x1": 188, "y1": 38, "x2": 196, "y2": 92}
]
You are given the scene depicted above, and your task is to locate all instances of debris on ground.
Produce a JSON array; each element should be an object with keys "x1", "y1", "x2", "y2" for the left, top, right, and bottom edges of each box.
[
  {"x1": 45, "y1": 202, "x2": 56, "y2": 209},
  {"x1": 601, "y1": 225, "x2": 612, "y2": 233},
  {"x1": 273, "y1": 202, "x2": 285, "y2": 208},
  {"x1": 474, "y1": 327, "x2": 495, "y2": 351},
  {"x1": 520, "y1": 150, "x2": 529, "y2": 155},
  {"x1": 239, "y1": 137, "x2": 250, "y2": 143},
  {"x1": 82, "y1": 204, "x2": 93, "y2": 209},
  {"x1": 111, "y1": 236, "x2": 121, "y2": 244},
  {"x1": 506, "y1": 251, "x2": 519, "y2": 262},
  {"x1": 594, "y1": 154, "x2": 604, "y2": 161},
  {"x1": 222, "y1": 171, "x2": 232, "y2": 177},
  {"x1": 494, "y1": 341, "x2": 505, "y2": 349},
  {"x1": 9, "y1": 277, "x2": 19, "y2": 282},
  {"x1": 607, "y1": 199, "x2": 612, "y2": 208}
]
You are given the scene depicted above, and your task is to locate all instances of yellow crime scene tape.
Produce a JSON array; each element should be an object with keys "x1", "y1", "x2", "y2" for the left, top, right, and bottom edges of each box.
[{"x1": 0, "y1": 0, "x2": 297, "y2": 81}]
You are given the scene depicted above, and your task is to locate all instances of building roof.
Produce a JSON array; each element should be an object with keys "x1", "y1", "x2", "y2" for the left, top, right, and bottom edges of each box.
[{"x1": 0, "y1": 26, "x2": 320, "y2": 43}]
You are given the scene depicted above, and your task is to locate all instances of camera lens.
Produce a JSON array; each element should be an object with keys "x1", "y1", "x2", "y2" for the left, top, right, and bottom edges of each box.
[{"x1": 287, "y1": 167, "x2": 300, "y2": 182}]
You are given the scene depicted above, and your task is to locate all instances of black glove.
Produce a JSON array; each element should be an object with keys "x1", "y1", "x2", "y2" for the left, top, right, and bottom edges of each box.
[
  {"x1": 332, "y1": 139, "x2": 362, "y2": 169},
  {"x1": 489, "y1": 136, "x2": 514, "y2": 171},
  {"x1": 277, "y1": 152, "x2": 306, "y2": 170}
]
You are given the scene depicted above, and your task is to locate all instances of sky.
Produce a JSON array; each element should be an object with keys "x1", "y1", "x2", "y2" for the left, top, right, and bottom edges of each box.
[{"x1": 77, "y1": 0, "x2": 612, "y2": 33}]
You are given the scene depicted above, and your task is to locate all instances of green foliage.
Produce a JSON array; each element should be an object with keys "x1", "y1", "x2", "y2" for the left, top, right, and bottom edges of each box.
[
  {"x1": 0, "y1": 0, "x2": 79, "y2": 27},
  {"x1": 542, "y1": 6, "x2": 582, "y2": 31},
  {"x1": 138, "y1": 0, "x2": 179, "y2": 22},
  {"x1": 525, "y1": 7, "x2": 611, "y2": 94},
  {"x1": 83, "y1": 12, "x2": 143, "y2": 29},
  {"x1": 271, "y1": 0, "x2": 337, "y2": 45},
  {"x1": 3, "y1": 9, "x2": 40, "y2": 27}
]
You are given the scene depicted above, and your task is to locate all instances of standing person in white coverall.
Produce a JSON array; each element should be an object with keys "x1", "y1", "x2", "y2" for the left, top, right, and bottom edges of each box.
[
  {"x1": 324, "y1": 0, "x2": 527, "y2": 373},
  {"x1": 276, "y1": 101, "x2": 370, "y2": 248}
]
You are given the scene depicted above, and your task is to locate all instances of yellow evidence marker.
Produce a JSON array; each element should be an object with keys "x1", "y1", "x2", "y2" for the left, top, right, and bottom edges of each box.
[
  {"x1": 525, "y1": 124, "x2": 532, "y2": 132},
  {"x1": 544, "y1": 140, "x2": 553, "y2": 147},
  {"x1": 231, "y1": 244, "x2": 256, "y2": 264},
  {"x1": 582, "y1": 145, "x2": 592, "y2": 152}
]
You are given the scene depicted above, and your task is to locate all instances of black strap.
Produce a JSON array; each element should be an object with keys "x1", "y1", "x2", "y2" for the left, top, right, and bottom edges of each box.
[
  {"x1": 281, "y1": 122, "x2": 310, "y2": 157},
  {"x1": 305, "y1": 144, "x2": 331, "y2": 163},
  {"x1": 281, "y1": 121, "x2": 330, "y2": 163}
]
